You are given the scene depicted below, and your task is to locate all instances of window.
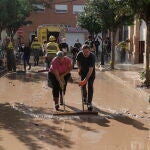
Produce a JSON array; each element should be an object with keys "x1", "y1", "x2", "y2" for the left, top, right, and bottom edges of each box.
[
  {"x1": 32, "y1": 4, "x2": 45, "y2": 12},
  {"x1": 73, "y1": 5, "x2": 84, "y2": 14},
  {"x1": 55, "y1": 5, "x2": 68, "y2": 13}
]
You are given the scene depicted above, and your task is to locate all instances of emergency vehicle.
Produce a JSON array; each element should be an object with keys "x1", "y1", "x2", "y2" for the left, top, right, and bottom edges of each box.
[{"x1": 37, "y1": 24, "x2": 64, "y2": 44}]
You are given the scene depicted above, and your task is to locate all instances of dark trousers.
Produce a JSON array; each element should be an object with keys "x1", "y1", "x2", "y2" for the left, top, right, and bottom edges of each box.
[
  {"x1": 33, "y1": 49, "x2": 40, "y2": 66},
  {"x1": 48, "y1": 72, "x2": 71, "y2": 98},
  {"x1": 95, "y1": 47, "x2": 99, "y2": 58},
  {"x1": 23, "y1": 55, "x2": 31, "y2": 71},
  {"x1": 120, "y1": 48, "x2": 126, "y2": 63},
  {"x1": 45, "y1": 53, "x2": 56, "y2": 69},
  {"x1": 81, "y1": 75, "x2": 95, "y2": 104},
  {"x1": 7, "y1": 51, "x2": 16, "y2": 71}
]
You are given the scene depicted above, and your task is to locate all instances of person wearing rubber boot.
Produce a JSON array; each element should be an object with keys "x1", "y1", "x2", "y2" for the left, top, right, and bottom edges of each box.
[
  {"x1": 76, "y1": 44, "x2": 96, "y2": 111},
  {"x1": 48, "y1": 51, "x2": 72, "y2": 110}
]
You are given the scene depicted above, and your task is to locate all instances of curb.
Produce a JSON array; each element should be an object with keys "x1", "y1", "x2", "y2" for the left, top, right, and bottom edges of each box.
[
  {"x1": 97, "y1": 66, "x2": 150, "y2": 103},
  {"x1": 0, "y1": 69, "x2": 7, "y2": 78}
]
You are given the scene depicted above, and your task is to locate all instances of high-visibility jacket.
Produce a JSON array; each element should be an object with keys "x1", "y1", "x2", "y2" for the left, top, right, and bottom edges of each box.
[
  {"x1": 118, "y1": 41, "x2": 128, "y2": 50},
  {"x1": 31, "y1": 41, "x2": 41, "y2": 50},
  {"x1": 46, "y1": 42, "x2": 60, "y2": 54},
  {"x1": 7, "y1": 41, "x2": 14, "y2": 50}
]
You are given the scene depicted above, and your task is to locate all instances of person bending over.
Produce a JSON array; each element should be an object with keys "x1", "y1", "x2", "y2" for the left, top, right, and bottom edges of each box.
[
  {"x1": 76, "y1": 44, "x2": 96, "y2": 111},
  {"x1": 48, "y1": 51, "x2": 72, "y2": 110}
]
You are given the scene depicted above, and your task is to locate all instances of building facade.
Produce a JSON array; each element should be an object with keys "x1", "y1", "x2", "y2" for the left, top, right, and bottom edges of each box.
[
  {"x1": 115, "y1": 19, "x2": 147, "y2": 65},
  {"x1": 21, "y1": 0, "x2": 86, "y2": 47},
  {"x1": 129, "y1": 19, "x2": 147, "y2": 64}
]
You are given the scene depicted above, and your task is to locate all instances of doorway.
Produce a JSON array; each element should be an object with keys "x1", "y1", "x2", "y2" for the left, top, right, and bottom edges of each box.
[{"x1": 139, "y1": 41, "x2": 145, "y2": 63}]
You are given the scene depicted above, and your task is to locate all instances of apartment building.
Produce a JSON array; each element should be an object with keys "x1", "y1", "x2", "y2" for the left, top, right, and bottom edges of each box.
[{"x1": 21, "y1": 0, "x2": 87, "y2": 47}]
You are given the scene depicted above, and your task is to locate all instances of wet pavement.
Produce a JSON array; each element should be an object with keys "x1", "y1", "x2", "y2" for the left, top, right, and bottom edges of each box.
[
  {"x1": 99, "y1": 63, "x2": 150, "y2": 101},
  {"x1": 0, "y1": 64, "x2": 149, "y2": 150},
  {"x1": 0, "y1": 66, "x2": 7, "y2": 77}
]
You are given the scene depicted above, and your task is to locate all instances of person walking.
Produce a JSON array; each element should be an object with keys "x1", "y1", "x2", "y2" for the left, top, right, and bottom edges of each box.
[
  {"x1": 31, "y1": 37, "x2": 42, "y2": 66},
  {"x1": 45, "y1": 35, "x2": 60, "y2": 69},
  {"x1": 48, "y1": 51, "x2": 72, "y2": 110},
  {"x1": 20, "y1": 43, "x2": 31, "y2": 72},
  {"x1": 76, "y1": 44, "x2": 96, "y2": 111}
]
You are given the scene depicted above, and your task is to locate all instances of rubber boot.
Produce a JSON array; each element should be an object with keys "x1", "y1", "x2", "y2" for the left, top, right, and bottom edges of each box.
[
  {"x1": 54, "y1": 97, "x2": 59, "y2": 111},
  {"x1": 60, "y1": 95, "x2": 63, "y2": 105},
  {"x1": 87, "y1": 103, "x2": 93, "y2": 111}
]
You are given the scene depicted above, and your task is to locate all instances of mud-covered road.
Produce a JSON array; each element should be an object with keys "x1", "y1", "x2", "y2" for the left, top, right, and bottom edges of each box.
[{"x1": 0, "y1": 67, "x2": 149, "y2": 150}]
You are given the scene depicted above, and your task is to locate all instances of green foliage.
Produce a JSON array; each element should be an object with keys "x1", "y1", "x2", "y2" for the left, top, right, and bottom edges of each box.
[
  {"x1": 139, "y1": 70, "x2": 146, "y2": 81},
  {"x1": 0, "y1": 0, "x2": 53, "y2": 35},
  {"x1": 126, "y1": 0, "x2": 150, "y2": 22},
  {"x1": 0, "y1": 0, "x2": 31, "y2": 32},
  {"x1": 77, "y1": 0, "x2": 102, "y2": 36},
  {"x1": 94, "y1": 0, "x2": 134, "y2": 31},
  {"x1": 77, "y1": 0, "x2": 134, "y2": 36}
]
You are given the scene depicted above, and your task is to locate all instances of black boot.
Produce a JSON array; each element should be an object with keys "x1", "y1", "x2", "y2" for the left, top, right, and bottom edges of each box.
[
  {"x1": 87, "y1": 103, "x2": 93, "y2": 111},
  {"x1": 54, "y1": 98, "x2": 59, "y2": 111},
  {"x1": 28, "y1": 64, "x2": 31, "y2": 70}
]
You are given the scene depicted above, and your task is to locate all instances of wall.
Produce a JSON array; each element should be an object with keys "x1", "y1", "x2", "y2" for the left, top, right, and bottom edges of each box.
[{"x1": 21, "y1": 0, "x2": 85, "y2": 45}]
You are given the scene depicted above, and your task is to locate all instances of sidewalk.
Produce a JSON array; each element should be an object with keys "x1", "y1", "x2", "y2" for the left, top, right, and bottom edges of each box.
[{"x1": 99, "y1": 63, "x2": 150, "y2": 102}]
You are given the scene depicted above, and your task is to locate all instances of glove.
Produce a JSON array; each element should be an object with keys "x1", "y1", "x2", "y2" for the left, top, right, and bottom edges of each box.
[{"x1": 78, "y1": 79, "x2": 87, "y2": 86}]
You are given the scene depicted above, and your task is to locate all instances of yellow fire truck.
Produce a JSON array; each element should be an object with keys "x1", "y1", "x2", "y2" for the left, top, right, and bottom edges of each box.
[{"x1": 37, "y1": 25, "x2": 65, "y2": 43}]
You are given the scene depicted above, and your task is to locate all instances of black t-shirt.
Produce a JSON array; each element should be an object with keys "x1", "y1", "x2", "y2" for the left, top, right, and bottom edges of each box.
[
  {"x1": 59, "y1": 42, "x2": 69, "y2": 51},
  {"x1": 76, "y1": 51, "x2": 95, "y2": 78},
  {"x1": 95, "y1": 40, "x2": 100, "y2": 47},
  {"x1": 20, "y1": 46, "x2": 30, "y2": 56},
  {"x1": 74, "y1": 42, "x2": 82, "y2": 50},
  {"x1": 71, "y1": 47, "x2": 79, "y2": 56}
]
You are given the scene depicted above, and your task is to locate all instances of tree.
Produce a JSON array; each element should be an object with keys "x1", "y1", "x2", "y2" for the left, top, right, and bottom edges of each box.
[
  {"x1": 94, "y1": 0, "x2": 134, "y2": 69},
  {"x1": 126, "y1": 0, "x2": 150, "y2": 86},
  {"x1": 77, "y1": 0, "x2": 134, "y2": 67},
  {"x1": 0, "y1": 0, "x2": 53, "y2": 37},
  {"x1": 77, "y1": 0, "x2": 102, "y2": 38}
]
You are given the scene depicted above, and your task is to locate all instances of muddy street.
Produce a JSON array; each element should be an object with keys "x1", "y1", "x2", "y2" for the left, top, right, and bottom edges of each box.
[{"x1": 0, "y1": 67, "x2": 149, "y2": 150}]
